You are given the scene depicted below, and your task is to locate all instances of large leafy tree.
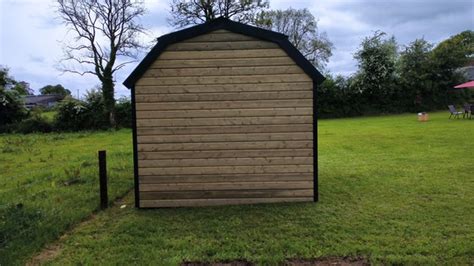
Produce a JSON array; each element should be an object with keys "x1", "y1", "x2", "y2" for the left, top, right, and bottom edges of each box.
[
  {"x1": 397, "y1": 39, "x2": 434, "y2": 110},
  {"x1": 0, "y1": 67, "x2": 28, "y2": 126},
  {"x1": 169, "y1": 0, "x2": 268, "y2": 27},
  {"x1": 352, "y1": 31, "x2": 398, "y2": 110},
  {"x1": 256, "y1": 8, "x2": 333, "y2": 70},
  {"x1": 56, "y1": 0, "x2": 146, "y2": 127},
  {"x1": 40, "y1": 84, "x2": 71, "y2": 97}
]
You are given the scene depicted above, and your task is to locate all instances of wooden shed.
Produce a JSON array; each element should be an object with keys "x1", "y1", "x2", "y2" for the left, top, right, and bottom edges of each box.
[{"x1": 123, "y1": 18, "x2": 325, "y2": 208}]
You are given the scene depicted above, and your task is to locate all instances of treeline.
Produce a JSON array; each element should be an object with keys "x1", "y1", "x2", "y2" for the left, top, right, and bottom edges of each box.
[
  {"x1": 317, "y1": 30, "x2": 473, "y2": 118},
  {"x1": 0, "y1": 67, "x2": 131, "y2": 133}
]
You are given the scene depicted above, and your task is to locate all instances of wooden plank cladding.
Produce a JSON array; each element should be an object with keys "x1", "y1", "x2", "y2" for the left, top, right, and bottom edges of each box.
[{"x1": 133, "y1": 29, "x2": 315, "y2": 207}]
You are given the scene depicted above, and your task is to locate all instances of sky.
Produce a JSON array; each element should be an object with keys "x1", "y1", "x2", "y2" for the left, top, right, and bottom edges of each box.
[{"x1": 0, "y1": 0, "x2": 472, "y2": 98}]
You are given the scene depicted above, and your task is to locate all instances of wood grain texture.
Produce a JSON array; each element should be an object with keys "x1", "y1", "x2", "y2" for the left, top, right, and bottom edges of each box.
[
  {"x1": 136, "y1": 74, "x2": 312, "y2": 86},
  {"x1": 140, "y1": 197, "x2": 313, "y2": 207},
  {"x1": 139, "y1": 180, "x2": 313, "y2": 191},
  {"x1": 136, "y1": 99, "x2": 312, "y2": 111},
  {"x1": 134, "y1": 32, "x2": 314, "y2": 207},
  {"x1": 142, "y1": 65, "x2": 303, "y2": 77},
  {"x1": 140, "y1": 189, "x2": 313, "y2": 200},
  {"x1": 139, "y1": 173, "x2": 312, "y2": 183},
  {"x1": 137, "y1": 140, "x2": 313, "y2": 152},
  {"x1": 150, "y1": 57, "x2": 295, "y2": 68},
  {"x1": 135, "y1": 82, "x2": 312, "y2": 94},
  {"x1": 135, "y1": 91, "x2": 312, "y2": 103},
  {"x1": 138, "y1": 157, "x2": 312, "y2": 167},
  {"x1": 138, "y1": 149, "x2": 313, "y2": 160},
  {"x1": 167, "y1": 40, "x2": 278, "y2": 51}
]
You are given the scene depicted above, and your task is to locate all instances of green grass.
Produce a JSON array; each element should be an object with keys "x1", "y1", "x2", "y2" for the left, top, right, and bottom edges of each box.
[
  {"x1": 45, "y1": 112, "x2": 474, "y2": 265},
  {"x1": 2, "y1": 112, "x2": 474, "y2": 265},
  {"x1": 0, "y1": 130, "x2": 133, "y2": 265}
]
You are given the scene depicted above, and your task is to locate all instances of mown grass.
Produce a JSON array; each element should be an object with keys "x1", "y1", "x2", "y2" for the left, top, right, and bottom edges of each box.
[
  {"x1": 0, "y1": 130, "x2": 133, "y2": 265},
  {"x1": 39, "y1": 112, "x2": 473, "y2": 265}
]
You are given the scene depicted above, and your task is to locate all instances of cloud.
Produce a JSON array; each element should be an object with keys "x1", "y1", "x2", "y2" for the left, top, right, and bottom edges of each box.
[{"x1": 0, "y1": 0, "x2": 472, "y2": 98}]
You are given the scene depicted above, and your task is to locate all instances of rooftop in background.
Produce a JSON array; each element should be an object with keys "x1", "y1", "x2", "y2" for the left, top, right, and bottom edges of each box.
[{"x1": 23, "y1": 94, "x2": 65, "y2": 108}]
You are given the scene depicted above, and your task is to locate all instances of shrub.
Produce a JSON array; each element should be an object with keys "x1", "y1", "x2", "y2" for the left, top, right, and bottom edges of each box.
[
  {"x1": 115, "y1": 97, "x2": 132, "y2": 128},
  {"x1": 0, "y1": 88, "x2": 28, "y2": 129},
  {"x1": 83, "y1": 89, "x2": 109, "y2": 129},
  {"x1": 54, "y1": 97, "x2": 88, "y2": 131},
  {"x1": 14, "y1": 114, "x2": 53, "y2": 133}
]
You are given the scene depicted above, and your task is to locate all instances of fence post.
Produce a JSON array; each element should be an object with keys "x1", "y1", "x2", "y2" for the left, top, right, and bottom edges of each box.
[{"x1": 98, "y1": 150, "x2": 108, "y2": 209}]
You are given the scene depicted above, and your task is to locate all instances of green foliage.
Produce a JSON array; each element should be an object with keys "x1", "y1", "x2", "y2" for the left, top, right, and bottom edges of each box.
[
  {"x1": 169, "y1": 0, "x2": 269, "y2": 27},
  {"x1": 256, "y1": 8, "x2": 333, "y2": 70},
  {"x1": 0, "y1": 130, "x2": 133, "y2": 264},
  {"x1": 318, "y1": 30, "x2": 473, "y2": 118},
  {"x1": 14, "y1": 114, "x2": 53, "y2": 134},
  {"x1": 34, "y1": 113, "x2": 473, "y2": 265},
  {"x1": 353, "y1": 31, "x2": 398, "y2": 112},
  {"x1": 115, "y1": 97, "x2": 132, "y2": 128},
  {"x1": 53, "y1": 97, "x2": 89, "y2": 131},
  {"x1": 39, "y1": 84, "x2": 71, "y2": 97},
  {"x1": 0, "y1": 87, "x2": 28, "y2": 128}
]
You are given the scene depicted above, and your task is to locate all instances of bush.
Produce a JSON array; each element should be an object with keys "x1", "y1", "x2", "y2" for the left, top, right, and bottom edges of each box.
[
  {"x1": 115, "y1": 97, "x2": 132, "y2": 128},
  {"x1": 0, "y1": 88, "x2": 28, "y2": 129},
  {"x1": 83, "y1": 89, "x2": 109, "y2": 129},
  {"x1": 14, "y1": 115, "x2": 53, "y2": 134},
  {"x1": 54, "y1": 97, "x2": 88, "y2": 131}
]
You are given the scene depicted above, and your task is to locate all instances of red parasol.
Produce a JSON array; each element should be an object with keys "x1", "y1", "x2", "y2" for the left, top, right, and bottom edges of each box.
[{"x1": 454, "y1": 80, "x2": 474, "y2": 89}]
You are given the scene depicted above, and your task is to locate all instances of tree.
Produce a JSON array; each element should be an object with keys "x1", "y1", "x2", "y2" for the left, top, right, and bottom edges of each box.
[
  {"x1": 353, "y1": 31, "x2": 398, "y2": 111},
  {"x1": 256, "y1": 8, "x2": 333, "y2": 70},
  {"x1": 429, "y1": 30, "x2": 474, "y2": 108},
  {"x1": 397, "y1": 38, "x2": 433, "y2": 110},
  {"x1": 56, "y1": 0, "x2": 146, "y2": 127},
  {"x1": 169, "y1": 0, "x2": 268, "y2": 27},
  {"x1": 40, "y1": 84, "x2": 71, "y2": 97}
]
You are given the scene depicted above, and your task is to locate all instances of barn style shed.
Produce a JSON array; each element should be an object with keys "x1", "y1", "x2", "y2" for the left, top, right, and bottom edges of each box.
[{"x1": 124, "y1": 17, "x2": 325, "y2": 208}]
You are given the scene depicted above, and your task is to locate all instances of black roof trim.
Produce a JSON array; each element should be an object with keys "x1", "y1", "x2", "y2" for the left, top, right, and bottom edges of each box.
[{"x1": 123, "y1": 17, "x2": 325, "y2": 88}]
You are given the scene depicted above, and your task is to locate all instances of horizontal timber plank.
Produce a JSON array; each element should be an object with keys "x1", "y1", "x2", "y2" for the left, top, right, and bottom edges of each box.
[
  {"x1": 135, "y1": 91, "x2": 312, "y2": 103},
  {"x1": 137, "y1": 132, "x2": 312, "y2": 144},
  {"x1": 158, "y1": 49, "x2": 287, "y2": 60},
  {"x1": 137, "y1": 125, "x2": 312, "y2": 136},
  {"x1": 136, "y1": 74, "x2": 311, "y2": 86},
  {"x1": 135, "y1": 82, "x2": 312, "y2": 94},
  {"x1": 139, "y1": 197, "x2": 313, "y2": 207},
  {"x1": 139, "y1": 173, "x2": 312, "y2": 183},
  {"x1": 183, "y1": 32, "x2": 258, "y2": 42},
  {"x1": 142, "y1": 65, "x2": 303, "y2": 78},
  {"x1": 136, "y1": 108, "x2": 312, "y2": 119},
  {"x1": 140, "y1": 189, "x2": 313, "y2": 200},
  {"x1": 138, "y1": 149, "x2": 313, "y2": 160},
  {"x1": 136, "y1": 116, "x2": 312, "y2": 127},
  {"x1": 137, "y1": 140, "x2": 313, "y2": 152},
  {"x1": 135, "y1": 99, "x2": 312, "y2": 111},
  {"x1": 150, "y1": 57, "x2": 295, "y2": 68},
  {"x1": 138, "y1": 157, "x2": 313, "y2": 168},
  {"x1": 139, "y1": 180, "x2": 313, "y2": 191},
  {"x1": 166, "y1": 41, "x2": 278, "y2": 51}
]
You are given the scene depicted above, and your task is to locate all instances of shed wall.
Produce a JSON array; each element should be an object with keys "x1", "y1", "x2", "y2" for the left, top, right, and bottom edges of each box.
[{"x1": 134, "y1": 30, "x2": 314, "y2": 207}]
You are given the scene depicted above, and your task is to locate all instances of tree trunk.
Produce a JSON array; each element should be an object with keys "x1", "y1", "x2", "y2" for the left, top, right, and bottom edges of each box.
[{"x1": 102, "y1": 74, "x2": 116, "y2": 128}]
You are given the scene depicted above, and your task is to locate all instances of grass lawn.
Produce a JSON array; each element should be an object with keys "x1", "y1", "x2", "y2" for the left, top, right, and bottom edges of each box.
[
  {"x1": 1, "y1": 112, "x2": 473, "y2": 265},
  {"x1": 0, "y1": 130, "x2": 133, "y2": 265},
  {"x1": 41, "y1": 112, "x2": 474, "y2": 265}
]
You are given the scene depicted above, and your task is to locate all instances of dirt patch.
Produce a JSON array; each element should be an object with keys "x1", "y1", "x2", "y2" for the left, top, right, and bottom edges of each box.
[
  {"x1": 182, "y1": 261, "x2": 253, "y2": 266},
  {"x1": 286, "y1": 256, "x2": 369, "y2": 266},
  {"x1": 182, "y1": 257, "x2": 369, "y2": 266},
  {"x1": 26, "y1": 191, "x2": 131, "y2": 265}
]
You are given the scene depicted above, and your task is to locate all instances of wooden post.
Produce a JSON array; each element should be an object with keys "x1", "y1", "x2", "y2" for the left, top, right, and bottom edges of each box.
[{"x1": 98, "y1": 150, "x2": 108, "y2": 209}]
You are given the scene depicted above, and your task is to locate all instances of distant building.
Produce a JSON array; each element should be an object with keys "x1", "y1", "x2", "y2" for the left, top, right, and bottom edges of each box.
[
  {"x1": 23, "y1": 94, "x2": 64, "y2": 109},
  {"x1": 459, "y1": 59, "x2": 474, "y2": 81}
]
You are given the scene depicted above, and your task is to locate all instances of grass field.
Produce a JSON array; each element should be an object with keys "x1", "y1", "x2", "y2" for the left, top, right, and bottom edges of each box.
[
  {"x1": 1, "y1": 112, "x2": 474, "y2": 265},
  {"x1": 0, "y1": 130, "x2": 133, "y2": 264}
]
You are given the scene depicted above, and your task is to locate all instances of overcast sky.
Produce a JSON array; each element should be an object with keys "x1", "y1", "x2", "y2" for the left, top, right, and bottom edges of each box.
[{"x1": 0, "y1": 0, "x2": 472, "y2": 98}]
